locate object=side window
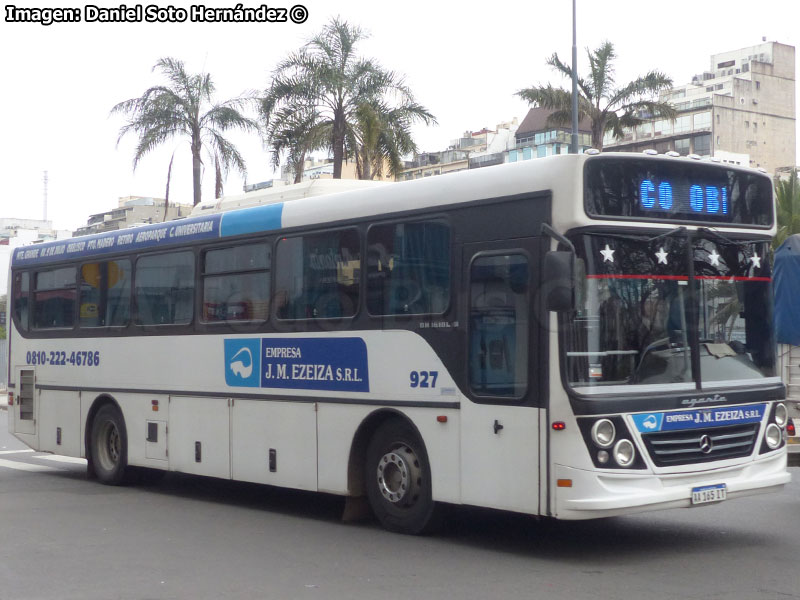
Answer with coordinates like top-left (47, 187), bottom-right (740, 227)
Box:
top-left (367, 221), bottom-right (450, 315)
top-left (468, 254), bottom-right (529, 398)
top-left (80, 259), bottom-right (131, 327)
top-left (275, 229), bottom-right (360, 320)
top-left (33, 267), bottom-right (77, 329)
top-left (13, 271), bottom-right (30, 331)
top-left (135, 252), bottom-right (195, 325)
top-left (202, 243), bottom-right (271, 322)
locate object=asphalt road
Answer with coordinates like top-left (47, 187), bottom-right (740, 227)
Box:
top-left (1, 410), bottom-right (798, 600)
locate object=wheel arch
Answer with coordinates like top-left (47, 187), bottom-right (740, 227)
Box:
top-left (347, 408), bottom-right (424, 497)
top-left (84, 394), bottom-right (123, 473)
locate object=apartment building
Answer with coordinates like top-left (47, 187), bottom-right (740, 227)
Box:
top-left (606, 41), bottom-right (795, 173)
top-left (74, 196), bottom-right (193, 237)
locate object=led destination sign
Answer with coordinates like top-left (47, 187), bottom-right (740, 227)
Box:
top-left (640, 179), bottom-right (727, 216)
top-left (584, 157), bottom-right (774, 227)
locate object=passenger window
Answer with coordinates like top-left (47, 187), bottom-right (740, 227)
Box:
top-left (367, 221), bottom-right (450, 315)
top-left (80, 260), bottom-right (131, 327)
top-left (275, 230), bottom-right (360, 320)
top-left (468, 254), bottom-right (529, 398)
top-left (13, 271), bottom-right (30, 331)
top-left (33, 267), bottom-right (77, 329)
top-left (135, 252), bottom-right (194, 325)
top-left (202, 243), bottom-right (271, 322)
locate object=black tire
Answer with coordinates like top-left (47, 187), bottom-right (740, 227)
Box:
top-left (90, 404), bottom-right (129, 485)
top-left (365, 419), bottom-right (439, 534)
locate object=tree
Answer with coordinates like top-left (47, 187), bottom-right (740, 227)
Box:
top-left (516, 41), bottom-right (677, 150)
top-left (349, 100), bottom-right (431, 180)
top-left (112, 57), bottom-right (258, 206)
top-left (264, 105), bottom-right (326, 184)
top-left (774, 169), bottom-right (800, 248)
top-left (261, 17), bottom-right (435, 179)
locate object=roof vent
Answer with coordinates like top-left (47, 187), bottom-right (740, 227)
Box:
top-left (665, 151), bottom-right (680, 157)
top-left (688, 154), bottom-right (702, 160)
top-left (585, 148), bottom-right (601, 155)
top-left (643, 149), bottom-right (658, 155)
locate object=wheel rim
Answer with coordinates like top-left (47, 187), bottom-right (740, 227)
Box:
top-left (376, 444), bottom-right (422, 507)
top-left (97, 420), bottom-right (121, 472)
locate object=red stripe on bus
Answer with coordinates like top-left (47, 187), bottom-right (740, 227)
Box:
top-left (587, 274), bottom-right (687, 280)
top-left (587, 274), bottom-right (771, 282)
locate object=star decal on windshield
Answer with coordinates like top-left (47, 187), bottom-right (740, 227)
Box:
top-left (708, 249), bottom-right (721, 267)
top-left (750, 254), bottom-right (762, 269)
top-left (600, 244), bottom-right (615, 263)
top-left (655, 247), bottom-right (669, 265)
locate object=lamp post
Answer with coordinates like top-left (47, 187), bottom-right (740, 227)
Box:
top-left (570, 0), bottom-right (579, 154)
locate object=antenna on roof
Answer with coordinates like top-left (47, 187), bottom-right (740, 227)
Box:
top-left (43, 170), bottom-right (48, 222)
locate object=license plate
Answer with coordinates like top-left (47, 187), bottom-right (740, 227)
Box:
top-left (691, 483), bottom-right (727, 505)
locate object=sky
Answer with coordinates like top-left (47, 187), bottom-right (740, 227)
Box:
top-left (1, 0), bottom-right (799, 232)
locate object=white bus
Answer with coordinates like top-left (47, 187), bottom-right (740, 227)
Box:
top-left (6, 153), bottom-right (790, 534)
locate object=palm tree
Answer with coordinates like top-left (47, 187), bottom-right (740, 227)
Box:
top-left (112, 57), bottom-right (258, 206)
top-left (349, 100), bottom-right (430, 180)
top-left (261, 17), bottom-right (435, 179)
top-left (264, 104), bottom-right (326, 184)
top-left (774, 169), bottom-right (800, 248)
top-left (516, 41), bottom-right (676, 150)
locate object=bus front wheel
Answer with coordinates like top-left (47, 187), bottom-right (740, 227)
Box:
top-left (90, 404), bottom-right (129, 485)
top-left (365, 420), bottom-right (438, 534)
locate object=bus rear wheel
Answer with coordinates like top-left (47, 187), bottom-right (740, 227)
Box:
top-left (90, 404), bottom-right (129, 485)
top-left (365, 420), bottom-right (438, 534)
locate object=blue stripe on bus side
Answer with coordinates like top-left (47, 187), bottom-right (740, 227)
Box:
top-left (220, 203), bottom-right (284, 238)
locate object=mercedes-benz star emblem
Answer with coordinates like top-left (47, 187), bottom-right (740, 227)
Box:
top-left (699, 434), bottom-right (713, 454)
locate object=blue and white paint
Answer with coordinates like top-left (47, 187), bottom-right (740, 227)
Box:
top-left (632, 403), bottom-right (767, 433)
top-left (225, 337), bottom-right (369, 393)
top-left (12, 202), bottom-right (285, 267)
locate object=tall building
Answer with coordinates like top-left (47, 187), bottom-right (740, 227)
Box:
top-left (605, 41), bottom-right (796, 173)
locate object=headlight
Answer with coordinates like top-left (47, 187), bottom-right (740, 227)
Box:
top-left (765, 423), bottom-right (782, 450)
top-left (613, 439), bottom-right (636, 467)
top-left (774, 403), bottom-right (787, 428)
top-left (591, 419), bottom-right (616, 448)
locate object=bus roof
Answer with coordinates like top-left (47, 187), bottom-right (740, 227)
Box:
top-left (190, 178), bottom-right (389, 216)
top-left (10, 153), bottom-right (773, 268)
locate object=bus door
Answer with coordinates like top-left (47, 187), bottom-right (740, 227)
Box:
top-left (13, 368), bottom-right (37, 436)
top-left (459, 239), bottom-right (543, 514)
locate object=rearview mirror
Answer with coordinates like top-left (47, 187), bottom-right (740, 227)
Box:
top-left (543, 251), bottom-right (575, 312)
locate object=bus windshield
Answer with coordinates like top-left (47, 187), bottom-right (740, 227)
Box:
top-left (564, 232), bottom-right (776, 393)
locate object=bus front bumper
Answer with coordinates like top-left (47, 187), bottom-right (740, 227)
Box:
top-left (552, 452), bottom-right (790, 520)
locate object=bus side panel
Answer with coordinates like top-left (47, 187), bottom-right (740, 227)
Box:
top-left (38, 390), bottom-right (80, 457)
top-left (168, 396), bottom-right (231, 479)
top-left (230, 399), bottom-right (317, 491)
top-left (460, 403), bottom-right (541, 514)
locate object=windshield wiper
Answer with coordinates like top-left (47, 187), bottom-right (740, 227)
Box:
top-left (696, 227), bottom-right (756, 249)
top-left (648, 226), bottom-right (687, 243)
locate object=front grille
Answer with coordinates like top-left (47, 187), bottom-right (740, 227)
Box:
top-left (642, 423), bottom-right (759, 467)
